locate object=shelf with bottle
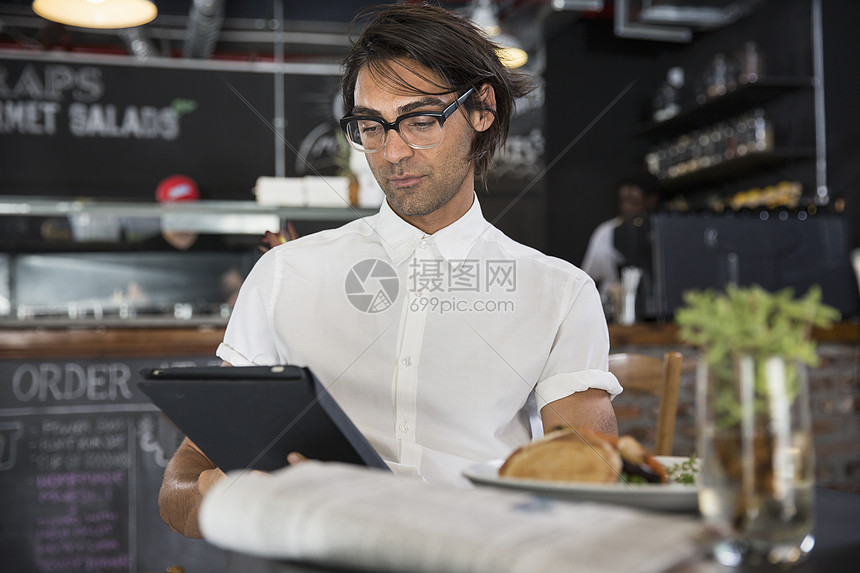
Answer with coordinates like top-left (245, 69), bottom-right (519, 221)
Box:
top-left (638, 76), bottom-right (814, 140)
top-left (656, 147), bottom-right (815, 192)
top-left (644, 107), bottom-right (814, 191)
top-left (641, 39), bottom-right (813, 140)
top-left (660, 179), bottom-right (828, 217)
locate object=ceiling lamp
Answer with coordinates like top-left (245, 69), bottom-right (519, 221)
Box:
top-left (468, 0), bottom-right (528, 69)
top-left (32, 0), bottom-right (157, 30)
top-left (494, 34), bottom-right (528, 69)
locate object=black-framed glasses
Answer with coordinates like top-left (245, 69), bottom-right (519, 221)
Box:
top-left (340, 87), bottom-right (474, 153)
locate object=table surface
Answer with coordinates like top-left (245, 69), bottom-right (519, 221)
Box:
top-left (222, 486), bottom-right (860, 573)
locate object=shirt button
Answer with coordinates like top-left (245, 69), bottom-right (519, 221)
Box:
top-left (418, 240), bottom-right (428, 249)
top-left (399, 422), bottom-right (409, 432)
top-left (401, 356), bottom-right (413, 367)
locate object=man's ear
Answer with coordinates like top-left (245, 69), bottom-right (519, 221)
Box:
top-left (471, 84), bottom-right (497, 133)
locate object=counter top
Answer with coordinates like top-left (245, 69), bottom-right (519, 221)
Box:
top-left (608, 320), bottom-right (860, 347)
top-left (0, 197), bottom-right (376, 221)
top-left (0, 325), bottom-right (225, 359)
top-left (1, 321), bottom-right (856, 361)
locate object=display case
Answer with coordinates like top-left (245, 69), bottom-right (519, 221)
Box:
top-left (0, 198), bottom-right (374, 327)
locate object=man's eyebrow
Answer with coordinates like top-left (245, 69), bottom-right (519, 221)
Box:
top-left (350, 96), bottom-right (448, 118)
top-left (350, 105), bottom-right (380, 116)
top-left (398, 97), bottom-right (447, 114)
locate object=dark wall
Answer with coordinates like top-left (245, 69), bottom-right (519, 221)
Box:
top-left (543, 15), bottom-right (665, 265)
top-left (483, 91), bottom-right (548, 252)
top-left (822, 0), bottom-right (860, 245)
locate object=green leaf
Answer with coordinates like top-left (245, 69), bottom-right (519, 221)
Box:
top-left (675, 284), bottom-right (838, 367)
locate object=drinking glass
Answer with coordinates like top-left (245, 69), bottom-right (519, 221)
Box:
top-left (696, 355), bottom-right (816, 567)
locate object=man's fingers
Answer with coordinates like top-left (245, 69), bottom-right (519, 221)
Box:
top-left (287, 452), bottom-right (308, 465)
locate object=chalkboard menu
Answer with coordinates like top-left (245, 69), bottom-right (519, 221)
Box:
top-left (0, 356), bottom-right (227, 573)
top-left (0, 54), bottom-right (342, 200)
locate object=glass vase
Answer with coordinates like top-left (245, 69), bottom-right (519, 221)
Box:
top-left (696, 355), bottom-right (816, 567)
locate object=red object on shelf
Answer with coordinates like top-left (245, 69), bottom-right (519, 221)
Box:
top-left (156, 175), bottom-right (200, 203)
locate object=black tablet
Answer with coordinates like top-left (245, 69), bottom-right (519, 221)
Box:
top-left (137, 365), bottom-right (388, 472)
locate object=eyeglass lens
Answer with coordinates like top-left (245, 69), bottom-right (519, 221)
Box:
top-left (345, 115), bottom-right (442, 153)
top-left (342, 87), bottom-right (473, 153)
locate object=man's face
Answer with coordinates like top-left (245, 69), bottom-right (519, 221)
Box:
top-left (351, 62), bottom-right (477, 222)
top-left (619, 184), bottom-right (652, 220)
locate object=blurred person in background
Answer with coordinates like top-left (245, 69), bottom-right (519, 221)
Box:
top-left (581, 170), bottom-right (660, 316)
top-left (142, 175), bottom-right (219, 252)
top-left (139, 175), bottom-right (250, 306)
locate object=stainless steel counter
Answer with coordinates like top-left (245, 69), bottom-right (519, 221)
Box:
top-left (0, 197), bottom-right (375, 235)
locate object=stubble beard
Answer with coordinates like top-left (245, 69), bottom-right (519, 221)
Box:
top-left (371, 145), bottom-right (474, 219)
top-left (382, 172), bottom-right (459, 217)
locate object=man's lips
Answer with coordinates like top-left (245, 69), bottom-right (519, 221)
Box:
top-left (388, 174), bottom-right (425, 188)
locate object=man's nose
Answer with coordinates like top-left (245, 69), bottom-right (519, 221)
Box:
top-left (383, 128), bottom-right (415, 163)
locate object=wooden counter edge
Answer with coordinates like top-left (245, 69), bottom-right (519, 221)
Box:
top-left (608, 321), bottom-right (860, 347)
top-left (0, 321), bottom-right (856, 360)
top-left (0, 326), bottom-right (227, 359)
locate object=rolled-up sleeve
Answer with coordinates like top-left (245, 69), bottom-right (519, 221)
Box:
top-left (533, 273), bottom-right (623, 410)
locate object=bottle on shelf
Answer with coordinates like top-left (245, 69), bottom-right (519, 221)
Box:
top-left (752, 108), bottom-right (773, 152)
top-left (722, 122), bottom-right (736, 161)
top-left (652, 66), bottom-right (685, 122)
top-left (698, 130), bottom-right (714, 169)
top-left (738, 41), bottom-right (765, 84)
top-left (643, 108), bottom-right (774, 181)
top-left (706, 53), bottom-right (728, 99)
top-left (735, 109), bottom-right (772, 156)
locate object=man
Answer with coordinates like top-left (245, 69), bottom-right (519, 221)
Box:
top-left (581, 170), bottom-right (660, 298)
top-left (158, 4), bottom-right (620, 539)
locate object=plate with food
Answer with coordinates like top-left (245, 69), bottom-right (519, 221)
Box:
top-left (463, 429), bottom-right (700, 512)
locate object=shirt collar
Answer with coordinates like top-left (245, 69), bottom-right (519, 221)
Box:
top-left (373, 194), bottom-right (490, 266)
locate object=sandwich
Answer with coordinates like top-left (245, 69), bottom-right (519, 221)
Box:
top-left (499, 428), bottom-right (667, 484)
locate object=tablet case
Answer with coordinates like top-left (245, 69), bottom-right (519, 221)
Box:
top-left (137, 365), bottom-right (388, 472)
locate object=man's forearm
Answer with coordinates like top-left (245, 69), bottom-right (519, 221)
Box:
top-left (540, 388), bottom-right (619, 437)
top-left (158, 438), bottom-right (216, 538)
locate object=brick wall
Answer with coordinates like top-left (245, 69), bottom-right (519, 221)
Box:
top-left (611, 342), bottom-right (860, 493)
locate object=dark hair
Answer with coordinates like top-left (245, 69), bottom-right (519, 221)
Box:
top-left (617, 169), bottom-right (660, 198)
top-left (339, 3), bottom-right (534, 186)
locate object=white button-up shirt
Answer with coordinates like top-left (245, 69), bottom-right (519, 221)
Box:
top-left (217, 197), bottom-right (622, 486)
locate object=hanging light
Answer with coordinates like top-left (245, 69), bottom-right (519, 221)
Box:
top-left (468, 0), bottom-right (527, 69)
top-left (32, 0), bottom-right (157, 30)
top-left (494, 33), bottom-right (528, 69)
